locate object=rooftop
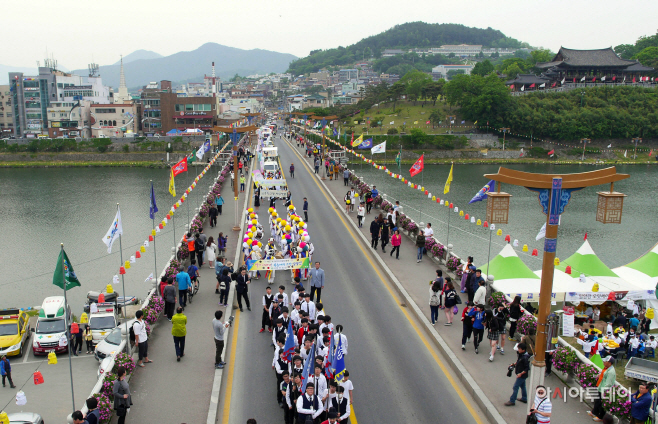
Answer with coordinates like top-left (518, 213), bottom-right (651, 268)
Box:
top-left (536, 47), bottom-right (637, 68)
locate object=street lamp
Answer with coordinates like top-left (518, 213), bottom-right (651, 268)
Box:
top-left (632, 137), bottom-right (642, 160)
top-left (501, 128), bottom-right (510, 151)
top-left (484, 166), bottom-right (629, 413)
top-left (580, 138), bottom-right (591, 161)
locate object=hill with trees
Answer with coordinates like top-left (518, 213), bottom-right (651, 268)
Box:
top-left (615, 31), bottom-right (658, 70)
top-left (287, 22), bottom-right (531, 75)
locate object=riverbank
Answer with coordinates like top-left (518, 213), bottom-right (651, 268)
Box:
top-left (0, 151), bottom-right (193, 167)
top-left (350, 157), bottom-right (658, 166)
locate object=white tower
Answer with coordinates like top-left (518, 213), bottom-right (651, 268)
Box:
top-left (115, 55), bottom-right (130, 104)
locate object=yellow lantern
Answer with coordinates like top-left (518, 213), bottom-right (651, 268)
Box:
top-left (48, 352), bottom-right (58, 364)
top-left (522, 244), bottom-right (528, 252)
top-left (125, 260), bottom-right (131, 269)
top-left (432, 196), bottom-right (436, 201)
top-left (476, 219), bottom-right (482, 225)
top-left (459, 210), bottom-right (464, 217)
top-left (554, 258), bottom-right (560, 266)
top-left (140, 246), bottom-right (146, 253)
top-left (152, 229), bottom-right (156, 236)
top-left (106, 284), bottom-right (114, 294)
top-left (592, 283), bottom-right (599, 292)
top-left (496, 229), bottom-right (503, 236)
top-left (445, 202), bottom-right (450, 208)
top-left (80, 312), bottom-right (88, 324)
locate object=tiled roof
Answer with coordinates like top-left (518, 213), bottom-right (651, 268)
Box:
top-left (506, 74), bottom-right (551, 85)
top-left (537, 47), bottom-right (636, 68)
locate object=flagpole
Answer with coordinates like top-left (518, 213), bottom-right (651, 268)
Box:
top-left (419, 152), bottom-right (423, 224)
top-left (446, 204), bottom-right (451, 250)
top-left (117, 204), bottom-right (129, 342)
top-left (60, 243), bottom-right (76, 413)
top-left (150, 181), bottom-right (157, 280)
top-left (186, 157), bottom-right (191, 225)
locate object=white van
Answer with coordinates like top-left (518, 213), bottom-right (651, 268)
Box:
top-left (32, 296), bottom-right (71, 356)
top-left (263, 160), bottom-right (279, 174)
top-left (88, 303), bottom-right (118, 345)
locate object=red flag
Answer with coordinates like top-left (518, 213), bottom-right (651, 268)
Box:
top-left (350, 132), bottom-right (354, 145)
top-left (650, 150), bottom-right (653, 157)
top-left (592, 77), bottom-right (596, 82)
top-left (613, 76), bottom-right (616, 81)
top-left (425, 120), bottom-right (430, 124)
top-left (584, 232), bottom-right (588, 241)
top-left (409, 154), bottom-right (424, 177)
top-left (551, 82), bottom-right (556, 88)
top-left (172, 157), bottom-right (188, 176)
top-left (547, 149), bottom-right (555, 155)
top-left (573, 78), bottom-right (576, 83)
top-left (529, 83), bottom-right (535, 88)
top-left (633, 77), bottom-right (636, 83)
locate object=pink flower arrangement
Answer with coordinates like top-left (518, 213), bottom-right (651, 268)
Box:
top-left (487, 292), bottom-right (508, 309)
top-left (446, 256), bottom-right (461, 271)
top-left (551, 346), bottom-right (579, 375)
top-left (92, 392), bottom-right (113, 422)
top-left (516, 314), bottom-right (537, 335)
top-left (113, 352), bottom-right (136, 375)
top-left (406, 221), bottom-right (418, 233)
top-left (430, 243), bottom-right (445, 258)
top-left (576, 363), bottom-right (599, 388)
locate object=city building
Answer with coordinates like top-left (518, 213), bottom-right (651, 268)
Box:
top-left (139, 81), bottom-right (168, 134)
top-left (46, 100), bottom-right (91, 138)
top-left (90, 103), bottom-right (137, 137)
top-left (114, 57), bottom-right (130, 104)
top-left (382, 49), bottom-right (405, 57)
top-left (431, 64), bottom-right (474, 80)
top-left (0, 85), bottom-right (14, 137)
top-left (339, 69), bottom-right (359, 83)
top-left (159, 92), bottom-right (216, 134)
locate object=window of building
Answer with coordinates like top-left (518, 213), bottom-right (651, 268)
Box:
top-left (122, 120), bottom-right (125, 124)
top-left (57, 83), bottom-right (63, 88)
top-left (112, 120), bottom-right (116, 126)
top-left (0, 113), bottom-right (3, 117)
top-left (23, 81), bottom-right (39, 88)
top-left (6, 114), bottom-right (11, 118)
top-left (95, 108), bottom-right (116, 113)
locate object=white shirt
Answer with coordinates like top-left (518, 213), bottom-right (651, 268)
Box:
top-left (301, 300), bottom-right (316, 322)
top-left (133, 319), bottom-right (148, 343)
top-left (473, 286), bottom-right (487, 306)
top-left (339, 379), bottom-right (354, 395)
top-left (334, 333), bottom-right (348, 355)
top-left (423, 227), bottom-right (434, 237)
top-left (647, 340), bottom-right (657, 349)
top-left (290, 309), bottom-right (301, 327)
top-left (312, 373), bottom-right (328, 399)
top-left (296, 394), bottom-right (324, 419)
top-left (357, 206), bottom-right (365, 216)
top-left (291, 291), bottom-right (300, 306)
top-left (332, 395), bottom-right (351, 421)
top-left (277, 292), bottom-right (289, 307)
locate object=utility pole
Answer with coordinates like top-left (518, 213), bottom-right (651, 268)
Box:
top-left (580, 138), bottom-right (591, 161)
top-left (632, 137), bottom-right (642, 160)
top-left (501, 128), bottom-right (510, 151)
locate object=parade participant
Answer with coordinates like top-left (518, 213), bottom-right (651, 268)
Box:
top-left (296, 382), bottom-right (324, 423)
top-left (301, 293), bottom-right (317, 323)
top-left (261, 286), bottom-right (274, 333)
top-left (357, 202), bottom-right (365, 228)
top-left (290, 163), bottom-right (295, 178)
top-left (332, 387), bottom-right (350, 424)
top-left (303, 198), bottom-right (309, 222)
top-left (235, 268), bottom-right (252, 312)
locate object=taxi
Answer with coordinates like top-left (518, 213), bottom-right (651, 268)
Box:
top-left (0, 309), bottom-right (30, 357)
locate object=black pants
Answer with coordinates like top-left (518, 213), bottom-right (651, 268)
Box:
top-left (179, 289), bottom-right (188, 307)
top-left (165, 301), bottom-right (175, 320)
top-left (366, 203), bottom-right (373, 213)
top-left (219, 289), bottom-right (228, 305)
top-left (237, 291), bottom-right (250, 309)
top-left (473, 328), bottom-right (484, 350)
top-left (462, 324), bottom-right (473, 345)
top-left (215, 339), bottom-right (224, 364)
top-left (592, 391), bottom-right (605, 419)
top-left (304, 211), bottom-right (308, 222)
top-left (138, 340), bottom-right (149, 361)
top-left (509, 320), bottom-right (517, 338)
top-left (390, 245), bottom-right (400, 258)
top-left (467, 288), bottom-right (475, 303)
top-left (344, 177), bottom-right (348, 186)
top-left (276, 372), bottom-right (284, 403)
top-left (381, 238), bottom-right (389, 251)
top-left (2, 372), bottom-right (14, 387)
top-left (314, 166), bottom-right (319, 174)
top-left (86, 339), bottom-right (94, 352)
top-left (196, 250), bottom-right (204, 266)
top-left (210, 215), bottom-right (217, 227)
top-left (118, 415), bottom-right (126, 424)
top-left (311, 286), bottom-right (322, 303)
top-left (290, 171), bottom-right (295, 178)
top-left (262, 309), bottom-right (272, 330)
top-left (218, 205), bottom-right (223, 215)
top-left (545, 351), bottom-right (553, 374)
top-left (174, 335), bottom-right (185, 357)
top-left (371, 235), bottom-right (379, 248)
top-left (284, 404), bottom-right (295, 424)
top-left (73, 336), bottom-right (83, 353)
top-left (357, 215), bottom-right (363, 227)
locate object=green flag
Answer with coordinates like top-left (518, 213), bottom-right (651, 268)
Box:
top-left (395, 152), bottom-right (401, 166)
top-left (53, 248), bottom-right (81, 291)
top-left (188, 151), bottom-right (197, 163)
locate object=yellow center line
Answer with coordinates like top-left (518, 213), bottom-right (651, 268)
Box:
top-left (282, 134), bottom-right (482, 424)
top-left (222, 309), bottom-right (241, 424)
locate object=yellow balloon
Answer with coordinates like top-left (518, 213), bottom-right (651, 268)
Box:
top-left (522, 244), bottom-right (528, 252)
top-left (257, 241), bottom-right (262, 247)
top-left (251, 219), bottom-right (257, 225)
top-left (140, 245), bottom-right (146, 253)
top-left (554, 258), bottom-right (560, 266)
top-left (247, 232), bottom-right (253, 238)
top-left (496, 229), bottom-right (503, 236)
top-left (476, 219), bottom-right (482, 225)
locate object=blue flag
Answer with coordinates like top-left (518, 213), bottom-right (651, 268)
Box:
top-left (324, 330), bottom-right (336, 379)
top-left (282, 319), bottom-right (296, 362)
top-left (333, 336), bottom-right (346, 383)
top-left (333, 128), bottom-right (338, 137)
top-left (149, 182), bottom-right (158, 219)
top-left (301, 344), bottom-right (316, 391)
top-left (469, 180), bottom-right (495, 204)
top-left (357, 138), bottom-right (373, 149)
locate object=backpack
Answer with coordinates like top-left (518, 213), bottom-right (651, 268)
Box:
top-left (430, 291), bottom-right (440, 307)
top-left (195, 238), bottom-right (205, 252)
top-left (129, 321), bottom-right (138, 344)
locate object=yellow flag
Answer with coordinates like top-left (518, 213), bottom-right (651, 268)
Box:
top-left (414, 121), bottom-right (418, 124)
top-left (169, 169), bottom-right (176, 197)
top-left (474, 121), bottom-right (478, 125)
top-left (444, 163), bottom-right (453, 194)
top-left (352, 134), bottom-right (364, 147)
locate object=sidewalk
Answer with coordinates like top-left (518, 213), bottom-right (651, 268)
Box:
top-left (111, 171), bottom-right (248, 424)
top-left (290, 138), bottom-right (595, 424)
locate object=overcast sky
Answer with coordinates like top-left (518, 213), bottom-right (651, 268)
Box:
top-left (4, 0), bottom-right (656, 70)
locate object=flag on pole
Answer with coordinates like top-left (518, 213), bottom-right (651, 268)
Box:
top-left (350, 132), bottom-right (354, 146)
top-left (607, 144), bottom-right (612, 148)
top-left (601, 76), bottom-right (606, 82)
top-left (53, 248), bottom-right (81, 291)
top-left (324, 329), bottom-right (336, 379)
top-left (519, 147), bottom-right (524, 157)
top-left (536, 223), bottom-right (547, 241)
top-left (371, 141), bottom-right (386, 154)
top-left (389, 121), bottom-right (394, 125)
top-left (468, 180), bottom-right (495, 204)
top-left (624, 150), bottom-right (627, 158)
top-left (333, 128), bottom-right (338, 137)
top-left (584, 232), bottom-right (588, 241)
top-left (188, 150), bottom-right (197, 163)
top-left (301, 343), bottom-right (316, 391)
top-left (444, 163), bottom-right (454, 194)
top-left (352, 134), bottom-right (363, 147)
top-left (102, 207), bottom-right (123, 254)
top-left (561, 77), bottom-right (565, 85)
top-left (169, 169), bottom-right (176, 197)
top-left (149, 182), bottom-right (158, 220)
top-left (409, 154), bottom-right (424, 177)
top-left (539, 83), bottom-right (545, 88)
top-left (357, 138), bottom-right (373, 149)
top-left (547, 149), bottom-right (555, 156)
top-left (413, 121), bottom-right (418, 125)
top-left (333, 336), bottom-right (346, 383)
top-left (426, 120), bottom-right (430, 124)
top-left (282, 319), bottom-right (296, 362)
top-left (581, 76), bottom-right (586, 82)
top-left (395, 151), bottom-right (401, 167)
top-left (196, 139), bottom-right (210, 160)
top-left (520, 85), bottom-right (525, 92)
top-left (529, 83), bottom-right (536, 88)
top-left (172, 157), bottom-right (188, 176)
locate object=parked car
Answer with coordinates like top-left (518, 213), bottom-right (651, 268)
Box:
top-left (7, 412), bottom-right (44, 424)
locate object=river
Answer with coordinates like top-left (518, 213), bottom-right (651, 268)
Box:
top-left (350, 162), bottom-right (658, 270)
top-left (0, 165), bottom-right (222, 314)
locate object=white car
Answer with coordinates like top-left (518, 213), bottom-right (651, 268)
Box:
top-left (94, 326), bottom-right (123, 361)
top-left (7, 412), bottom-right (44, 424)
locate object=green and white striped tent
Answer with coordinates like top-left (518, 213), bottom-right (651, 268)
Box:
top-left (555, 240), bottom-right (629, 293)
top-left (481, 244), bottom-right (543, 301)
top-left (614, 242), bottom-right (658, 329)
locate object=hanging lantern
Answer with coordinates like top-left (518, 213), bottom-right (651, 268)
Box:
top-left (596, 187), bottom-right (627, 224)
top-left (554, 258), bottom-right (560, 266)
top-left (496, 229), bottom-right (503, 236)
top-left (135, 251), bottom-right (141, 259)
top-left (522, 244), bottom-right (528, 252)
top-left (149, 235), bottom-right (154, 241)
top-left (440, 200), bottom-right (445, 205)
top-left (477, 219), bottom-right (482, 226)
top-left (166, 214), bottom-right (171, 220)
top-left (449, 203), bottom-right (454, 209)
top-left (432, 196), bottom-right (436, 201)
top-left (158, 223), bottom-right (163, 229)
top-left (504, 235), bottom-right (511, 242)
top-left (592, 283), bottom-right (599, 292)
top-left (532, 248), bottom-right (538, 256)
top-left (47, 352), bottom-right (57, 365)
top-left (464, 213), bottom-right (469, 220)
top-left (124, 260), bottom-right (131, 269)
top-left (119, 266), bottom-right (126, 275)
top-left (482, 221), bottom-right (488, 228)
top-left (459, 210), bottom-right (464, 216)
top-left (565, 265), bottom-right (572, 274)
top-left (513, 239), bottom-right (519, 247)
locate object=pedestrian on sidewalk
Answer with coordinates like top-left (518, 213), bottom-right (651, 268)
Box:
top-left (84, 397), bottom-right (100, 424)
top-left (197, 229), bottom-right (207, 265)
top-left (485, 310), bottom-right (501, 362)
top-left (504, 342), bottom-right (529, 406)
top-left (494, 304), bottom-right (509, 356)
top-left (588, 356), bottom-right (616, 422)
top-left (443, 279), bottom-right (457, 325)
top-left (531, 385), bottom-right (552, 424)
top-left (176, 266), bottom-right (191, 308)
top-left (365, 191), bottom-right (373, 214)
top-left (357, 202), bottom-right (365, 228)
top-left (333, 164), bottom-right (339, 181)
top-left (469, 304), bottom-right (485, 354)
top-left (303, 198), bottom-right (309, 222)
top-left (112, 366), bottom-right (132, 424)
top-left (235, 268), bottom-right (252, 311)
top-left (460, 256), bottom-right (473, 293)
top-left (206, 237), bottom-right (217, 269)
top-left (473, 279), bottom-right (486, 306)
top-left (84, 324), bottom-right (93, 354)
top-left (216, 193), bottom-right (225, 215)
top-left (429, 280), bottom-right (442, 325)
top-left (380, 218), bottom-right (390, 253)
top-left (508, 295), bottom-right (522, 340)
top-left (369, 216), bottom-right (380, 249)
top-left (70, 321), bottom-right (83, 355)
top-left (390, 229), bottom-right (401, 259)
top-left (213, 310), bottom-right (230, 369)
top-left (344, 192), bottom-right (352, 214)
top-left (415, 232), bottom-right (426, 263)
top-left (290, 163), bottom-right (295, 178)
top-left (172, 307), bottom-right (187, 361)
top-left (217, 232), bottom-right (227, 256)
top-left (350, 188), bottom-right (357, 212)
top-left (188, 259), bottom-right (200, 293)
top-left (343, 168), bottom-right (349, 186)
top-left (219, 268), bottom-right (231, 306)
top-left (240, 174), bottom-right (246, 192)
top-left (230, 171), bottom-right (234, 188)
top-left (0, 355), bottom-right (15, 388)
top-left (461, 303), bottom-right (474, 350)
top-left (468, 268), bottom-right (484, 304)
top-left (163, 277), bottom-right (177, 320)
top-left (209, 203), bottom-right (218, 228)
top-left (184, 232), bottom-right (195, 265)
top-left (314, 158), bottom-right (320, 174)
top-left (309, 262), bottom-right (325, 303)
top-left (134, 310), bottom-right (152, 368)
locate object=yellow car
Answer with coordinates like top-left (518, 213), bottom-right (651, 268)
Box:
top-left (0, 309), bottom-right (30, 357)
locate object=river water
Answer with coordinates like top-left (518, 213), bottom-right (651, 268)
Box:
top-left (350, 162), bottom-right (658, 270)
top-left (0, 166), bottom-right (222, 314)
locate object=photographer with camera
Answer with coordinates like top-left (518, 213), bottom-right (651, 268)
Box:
top-left (504, 342), bottom-right (529, 406)
top-left (213, 310), bottom-right (232, 369)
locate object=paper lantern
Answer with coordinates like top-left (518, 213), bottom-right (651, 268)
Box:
top-left (47, 352), bottom-right (57, 364)
top-left (135, 251), bottom-right (141, 259)
top-left (470, 217), bottom-right (475, 223)
top-left (98, 293), bottom-right (105, 303)
top-left (596, 191), bottom-right (627, 224)
top-left (454, 207), bottom-right (458, 213)
top-left (522, 244), bottom-right (528, 252)
top-left (554, 258), bottom-right (560, 266)
top-left (119, 266), bottom-right (126, 275)
top-left (459, 210), bottom-right (464, 216)
top-left (565, 265), bottom-right (572, 274)
top-left (592, 283), bottom-right (599, 292)
top-left (424, 190), bottom-right (429, 195)
top-left (149, 235), bottom-right (154, 242)
top-left (166, 214), bottom-right (171, 220)
top-left (496, 229), bottom-right (503, 236)
top-left (80, 312), bottom-right (88, 324)
top-left (0, 412), bottom-right (10, 423)
top-left (33, 371), bottom-right (44, 385)
top-left (125, 260), bottom-right (131, 269)
top-left (106, 283), bottom-right (114, 294)
top-left (449, 203), bottom-right (454, 209)
top-left (477, 219), bottom-right (482, 226)
top-left (505, 235), bottom-right (511, 243)
top-left (531, 249), bottom-right (538, 256)
top-left (513, 239), bottom-right (519, 247)
top-left (440, 200), bottom-right (444, 205)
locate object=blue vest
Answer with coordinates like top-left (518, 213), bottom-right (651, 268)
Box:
top-left (298, 394), bottom-right (319, 421)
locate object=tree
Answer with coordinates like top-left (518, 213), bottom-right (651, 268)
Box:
top-left (400, 70), bottom-right (432, 104)
top-left (633, 46), bottom-right (658, 69)
top-left (503, 63), bottom-right (523, 79)
top-left (527, 49), bottom-right (553, 66)
top-left (389, 82), bottom-right (406, 111)
top-left (615, 43), bottom-right (636, 59)
top-left (472, 60), bottom-right (494, 76)
top-left (409, 128), bottom-right (428, 146)
top-left (444, 74), bottom-right (511, 127)
top-left (429, 109), bottom-right (443, 127)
